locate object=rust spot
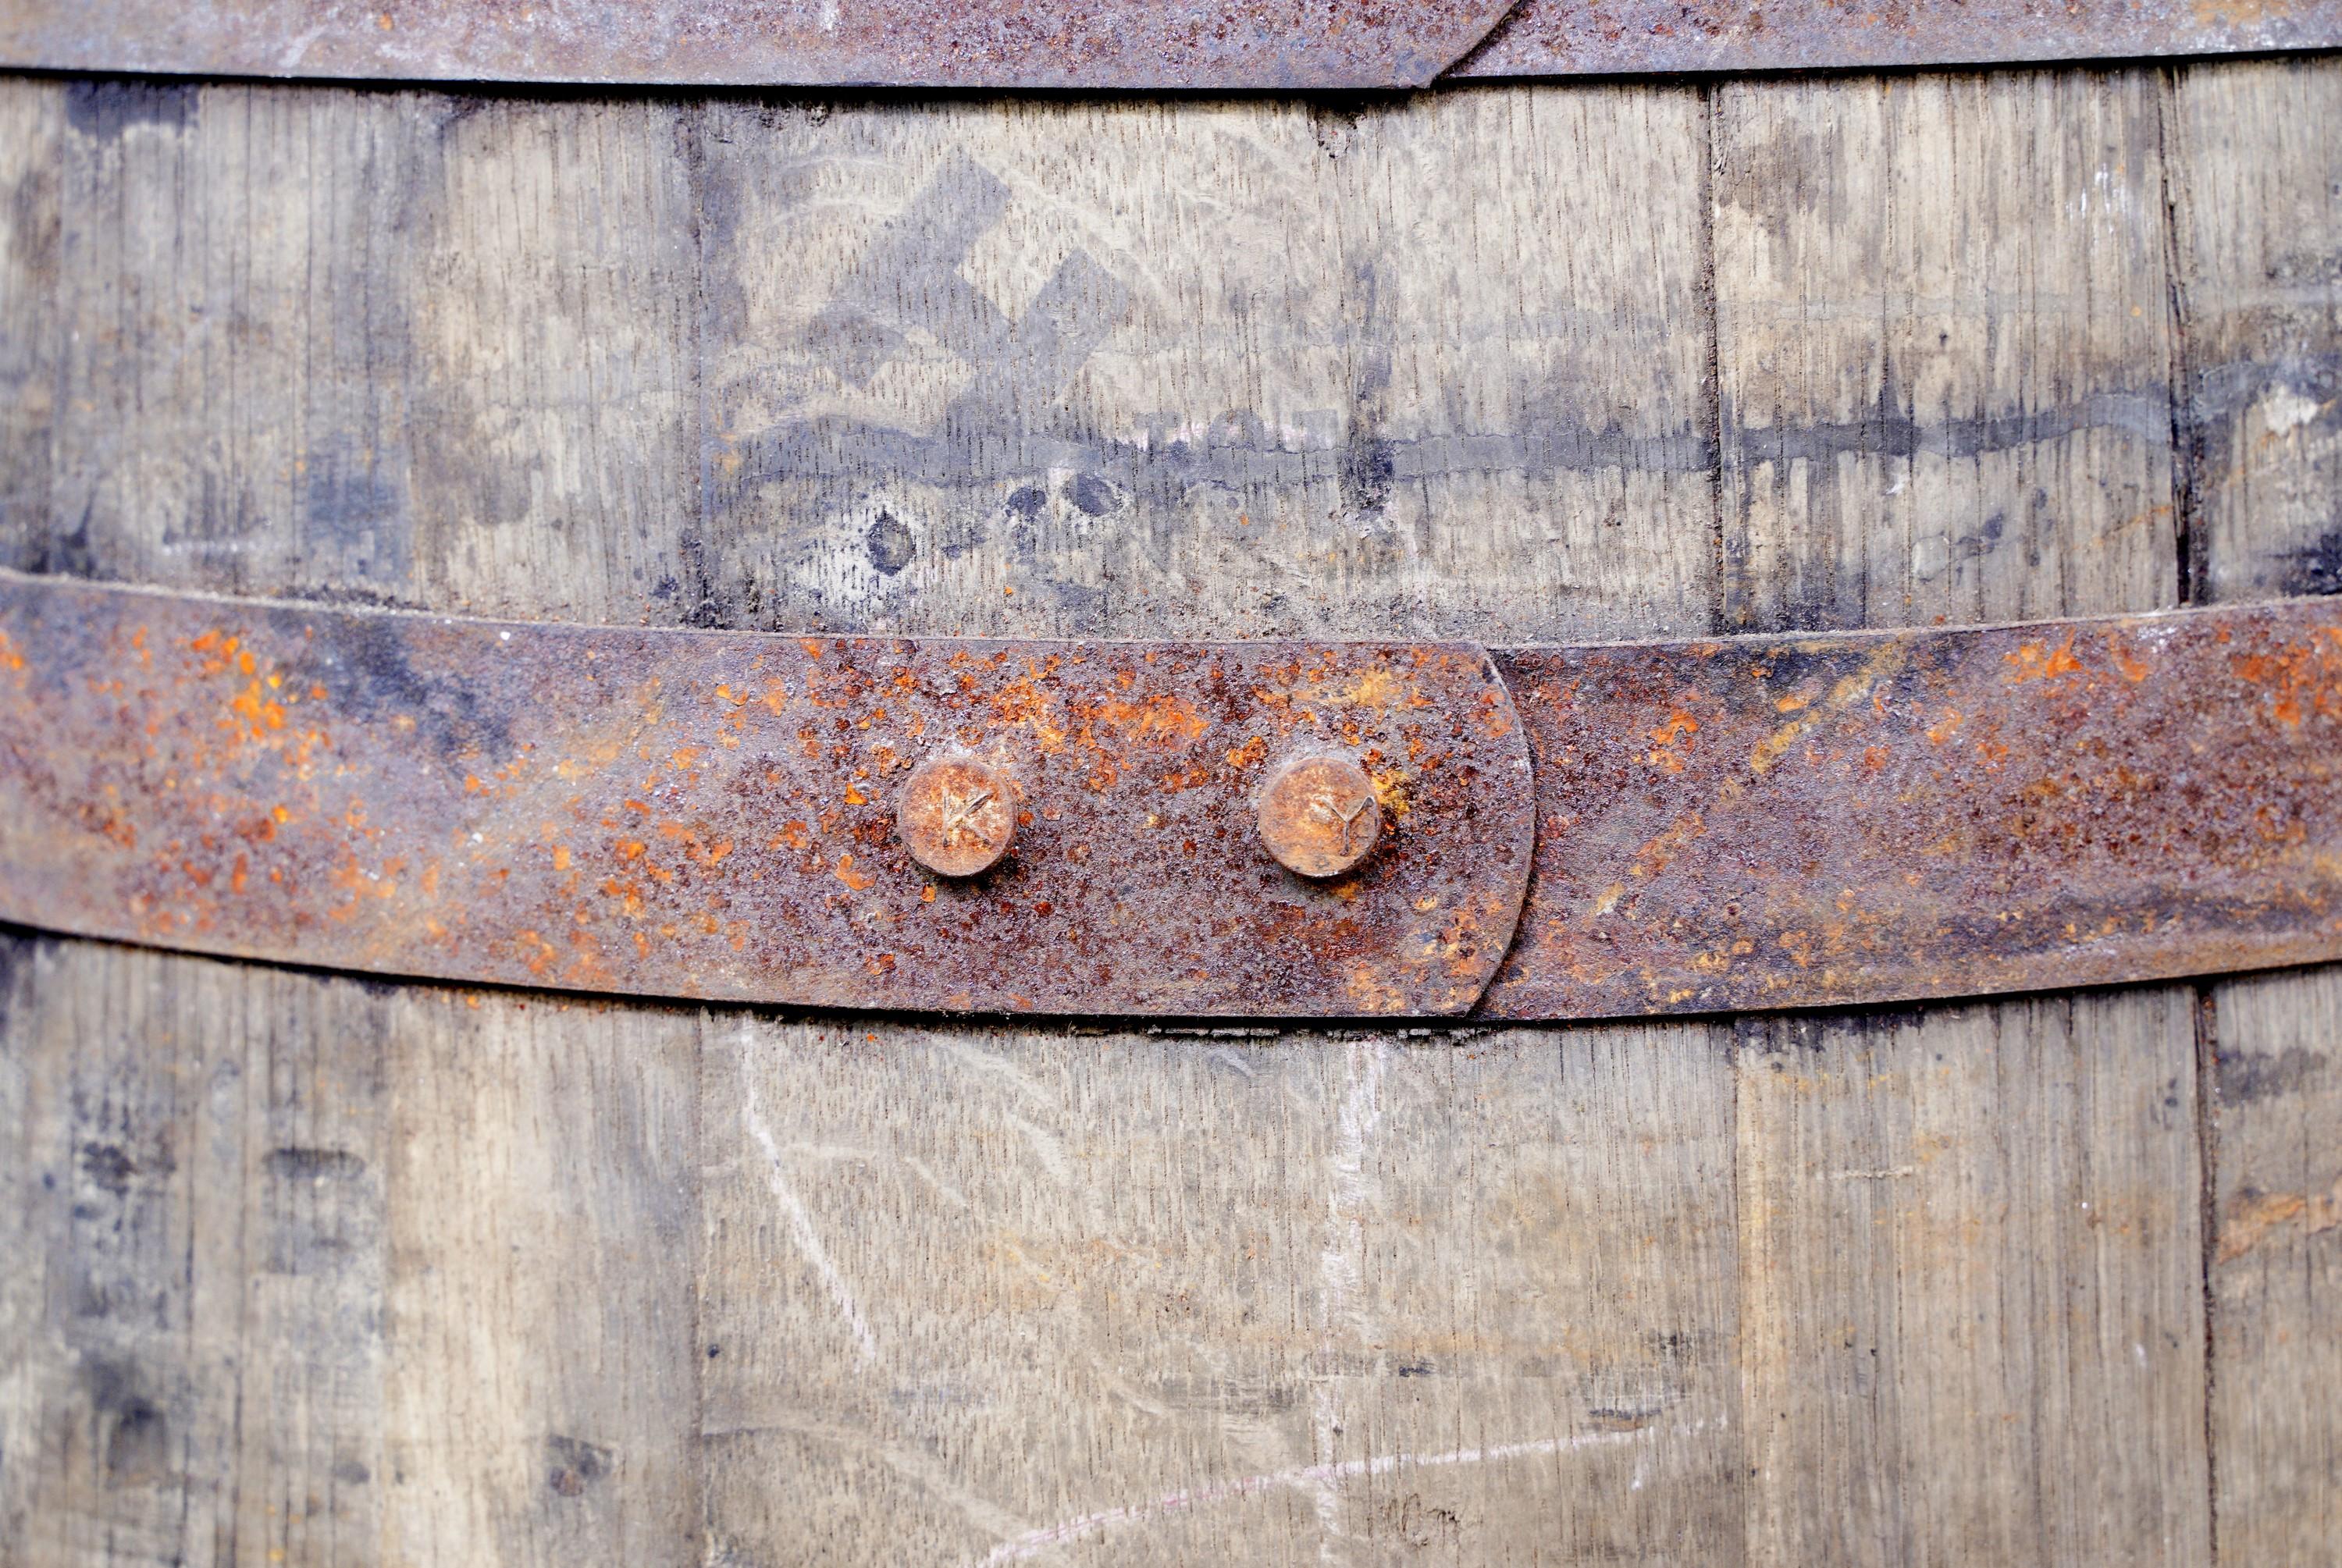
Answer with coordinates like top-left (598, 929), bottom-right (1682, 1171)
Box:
top-left (2004, 637), bottom-right (2084, 684)
top-left (2218, 1175), bottom-right (2342, 1262)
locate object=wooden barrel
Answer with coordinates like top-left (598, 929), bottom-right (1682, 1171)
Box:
top-left (2, 55), bottom-right (2337, 1566)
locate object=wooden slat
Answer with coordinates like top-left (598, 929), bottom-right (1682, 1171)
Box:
top-left (44, 81), bottom-right (429, 598)
top-left (1714, 69), bottom-right (2180, 631)
top-left (2198, 969), bottom-right (2342, 1561)
top-left (685, 87), bottom-right (1745, 1565)
top-left (0, 937), bottom-right (703, 1568)
top-left (686, 88), bottom-right (1719, 644)
top-left (376, 988), bottom-right (702, 1566)
top-left (0, 83), bottom-right (58, 568)
top-left (0, 937), bottom-right (397, 1563)
top-left (701, 1022), bottom-right (1742, 1563)
top-left (2166, 55), bottom-right (2342, 1562)
top-left (1711, 68), bottom-right (2212, 1564)
top-left (2164, 59), bottom-right (2342, 606)
top-left (1732, 998), bottom-right (2209, 1563)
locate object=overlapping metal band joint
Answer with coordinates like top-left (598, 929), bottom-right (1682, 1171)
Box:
top-left (0, 570), bottom-right (2337, 1022)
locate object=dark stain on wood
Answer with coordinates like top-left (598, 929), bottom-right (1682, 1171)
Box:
top-left (2280, 528), bottom-right (2342, 596)
top-left (2217, 1044), bottom-right (2330, 1104)
top-left (61, 79), bottom-right (192, 140)
top-left (546, 1435), bottom-right (613, 1498)
top-left (81, 1357), bottom-right (170, 1484)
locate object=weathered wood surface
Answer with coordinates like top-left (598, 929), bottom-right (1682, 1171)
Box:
top-left (2166, 57), bottom-right (2342, 1564)
top-left (0, 59), bottom-right (2334, 1566)
top-left (1713, 69), bottom-right (2211, 1564)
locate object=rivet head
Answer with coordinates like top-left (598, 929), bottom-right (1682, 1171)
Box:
top-left (1256, 752), bottom-right (1383, 879)
top-left (897, 754), bottom-right (1017, 877)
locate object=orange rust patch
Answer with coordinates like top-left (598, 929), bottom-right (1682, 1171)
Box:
top-left (2218, 1176), bottom-right (2342, 1263)
top-left (1096, 692), bottom-right (1208, 744)
top-left (2004, 636), bottom-right (2084, 684)
top-left (2230, 640), bottom-right (2342, 730)
top-left (1645, 708), bottom-right (1699, 773)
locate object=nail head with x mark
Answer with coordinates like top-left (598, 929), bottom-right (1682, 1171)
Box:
top-left (898, 753), bottom-right (1018, 876)
top-left (1255, 751), bottom-right (1384, 879)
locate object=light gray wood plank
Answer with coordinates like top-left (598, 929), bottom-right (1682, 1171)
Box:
top-left (685, 85), bottom-right (1744, 1566)
top-left (2166, 53), bottom-right (2342, 1563)
top-left (1712, 66), bottom-right (2212, 1566)
top-left (1733, 997), bottom-right (2209, 1565)
top-left (688, 87), bottom-right (1717, 645)
top-left (377, 988), bottom-right (702, 1567)
top-left (2164, 57), bottom-right (2342, 606)
top-left (1714, 68), bottom-right (2180, 633)
top-left (0, 82), bottom-right (58, 570)
top-left (2200, 969), bottom-right (2342, 1563)
top-left (0, 937), bottom-right (704, 1568)
top-left (404, 96), bottom-right (703, 621)
top-left (699, 1019), bottom-right (1741, 1566)
top-left (44, 80), bottom-right (434, 599)
top-left (0, 937), bottom-right (396, 1566)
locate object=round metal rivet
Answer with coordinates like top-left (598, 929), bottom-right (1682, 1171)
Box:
top-left (897, 754), bottom-right (1017, 877)
top-left (1256, 752), bottom-right (1383, 879)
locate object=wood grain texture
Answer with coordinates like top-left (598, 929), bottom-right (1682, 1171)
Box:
top-left (2165, 58), bottom-right (2342, 607)
top-left (0, 83), bottom-right (58, 558)
top-left (0, 932), bottom-right (702, 1567)
top-left (2198, 969), bottom-right (2342, 1563)
top-left (1712, 68), bottom-right (2211, 1566)
top-left (682, 86), bottom-right (1746, 1566)
top-left (2166, 55), bottom-right (2342, 1562)
top-left (1732, 998), bottom-right (2209, 1566)
top-left (0, 932), bottom-right (408, 1564)
top-left (1714, 69), bottom-right (2180, 633)
top-left (0, 55), bottom-right (2333, 1566)
top-left (686, 89), bottom-right (1717, 643)
top-left (700, 1021), bottom-right (1741, 1565)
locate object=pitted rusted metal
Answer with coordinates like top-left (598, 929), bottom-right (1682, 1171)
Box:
top-left (0, 571), bottom-right (1533, 1018)
top-left (0, 0), bottom-right (1519, 90)
top-left (1479, 602), bottom-right (2342, 1019)
top-left (2, 571), bottom-right (2337, 1021)
top-left (5, 0), bottom-right (2336, 87)
top-left (1451, 0), bottom-right (2342, 80)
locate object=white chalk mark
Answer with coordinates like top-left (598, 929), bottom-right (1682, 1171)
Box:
top-left (2257, 386), bottom-right (2324, 439)
top-left (742, 1054), bottom-right (881, 1368)
top-left (1005, 1111), bottom-right (1073, 1184)
top-left (968, 1417), bottom-right (1724, 1566)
